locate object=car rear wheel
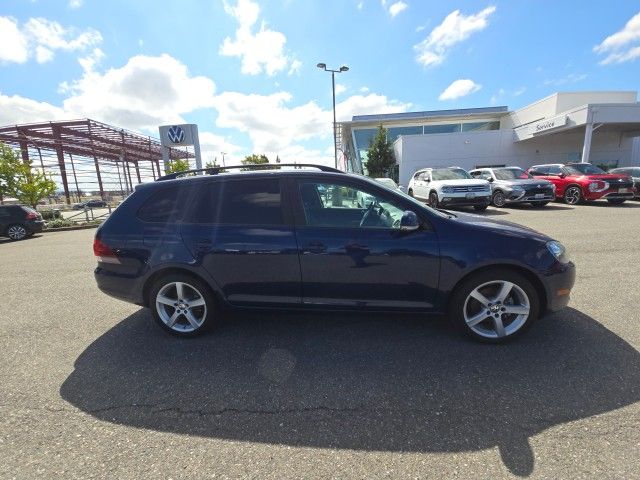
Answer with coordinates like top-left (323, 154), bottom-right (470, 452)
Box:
top-left (607, 199), bottom-right (626, 205)
top-left (6, 224), bottom-right (28, 241)
top-left (149, 273), bottom-right (216, 337)
top-left (492, 191), bottom-right (506, 207)
top-left (428, 192), bottom-right (439, 208)
top-left (563, 186), bottom-right (582, 205)
top-left (449, 268), bottom-right (540, 343)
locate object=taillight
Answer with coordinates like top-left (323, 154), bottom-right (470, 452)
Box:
top-left (26, 211), bottom-right (38, 220)
top-left (93, 238), bottom-right (120, 264)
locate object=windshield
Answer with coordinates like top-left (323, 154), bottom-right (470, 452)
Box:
top-left (564, 163), bottom-right (606, 175)
top-left (494, 167), bottom-right (532, 180)
top-left (431, 168), bottom-right (471, 181)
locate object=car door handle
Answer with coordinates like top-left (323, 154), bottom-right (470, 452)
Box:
top-left (304, 241), bottom-right (327, 254)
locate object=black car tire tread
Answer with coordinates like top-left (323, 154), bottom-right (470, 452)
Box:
top-left (428, 191), bottom-right (439, 208)
top-left (149, 272), bottom-right (218, 337)
top-left (448, 268), bottom-right (540, 344)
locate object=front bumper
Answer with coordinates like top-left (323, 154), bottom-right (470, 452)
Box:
top-left (543, 261), bottom-right (576, 312)
top-left (440, 195), bottom-right (491, 207)
top-left (505, 189), bottom-right (555, 204)
top-left (584, 186), bottom-right (636, 201)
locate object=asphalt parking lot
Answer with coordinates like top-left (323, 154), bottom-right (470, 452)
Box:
top-left (1, 201), bottom-right (639, 479)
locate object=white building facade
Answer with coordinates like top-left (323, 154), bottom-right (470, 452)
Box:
top-left (339, 91), bottom-right (640, 187)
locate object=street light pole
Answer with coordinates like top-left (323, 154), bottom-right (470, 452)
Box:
top-left (317, 63), bottom-right (349, 169)
top-left (221, 152), bottom-right (226, 167)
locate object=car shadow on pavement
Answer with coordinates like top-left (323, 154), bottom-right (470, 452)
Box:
top-left (61, 308), bottom-right (640, 477)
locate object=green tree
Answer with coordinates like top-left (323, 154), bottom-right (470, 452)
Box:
top-left (242, 154), bottom-right (269, 165)
top-left (364, 125), bottom-right (395, 178)
top-left (0, 143), bottom-right (56, 208)
top-left (166, 158), bottom-right (190, 174)
top-left (204, 160), bottom-right (219, 169)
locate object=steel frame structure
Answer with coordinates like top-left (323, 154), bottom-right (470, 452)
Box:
top-left (0, 119), bottom-right (193, 204)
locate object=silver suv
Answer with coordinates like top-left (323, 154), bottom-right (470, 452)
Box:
top-left (407, 167), bottom-right (491, 211)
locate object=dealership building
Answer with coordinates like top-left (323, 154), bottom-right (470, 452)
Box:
top-left (338, 91), bottom-right (640, 186)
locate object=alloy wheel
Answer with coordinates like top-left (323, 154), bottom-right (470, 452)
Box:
top-left (492, 191), bottom-right (506, 207)
top-left (7, 225), bottom-right (27, 240)
top-left (564, 187), bottom-right (581, 205)
top-left (463, 280), bottom-right (530, 339)
top-left (155, 281), bottom-right (207, 333)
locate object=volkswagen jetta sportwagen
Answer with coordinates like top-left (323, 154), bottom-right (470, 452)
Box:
top-left (94, 164), bottom-right (575, 343)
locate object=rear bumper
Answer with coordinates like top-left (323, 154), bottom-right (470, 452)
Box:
top-left (543, 261), bottom-right (576, 312)
top-left (26, 220), bottom-right (45, 233)
top-left (94, 267), bottom-right (145, 305)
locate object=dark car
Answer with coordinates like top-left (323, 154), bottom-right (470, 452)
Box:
top-left (469, 167), bottom-right (556, 207)
top-left (93, 165), bottom-right (576, 343)
top-left (527, 163), bottom-right (635, 205)
top-left (608, 167), bottom-right (640, 199)
top-left (0, 205), bottom-right (45, 240)
top-left (86, 199), bottom-right (108, 208)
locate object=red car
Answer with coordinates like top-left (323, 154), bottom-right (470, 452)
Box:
top-left (527, 163), bottom-right (636, 205)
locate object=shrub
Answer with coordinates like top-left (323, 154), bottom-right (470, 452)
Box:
top-left (40, 209), bottom-right (62, 220)
top-left (45, 218), bottom-right (74, 229)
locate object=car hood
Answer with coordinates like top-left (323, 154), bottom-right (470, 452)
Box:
top-left (494, 178), bottom-right (553, 187)
top-left (572, 174), bottom-right (630, 181)
top-left (445, 210), bottom-right (551, 242)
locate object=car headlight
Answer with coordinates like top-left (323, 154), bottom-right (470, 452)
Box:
top-left (442, 186), bottom-right (453, 193)
top-left (511, 186), bottom-right (524, 192)
top-left (547, 241), bottom-right (569, 263)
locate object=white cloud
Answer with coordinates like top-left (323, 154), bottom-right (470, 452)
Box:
top-left (360, 86), bottom-right (370, 93)
top-left (335, 83), bottom-right (347, 95)
top-left (288, 58), bottom-right (302, 75)
top-left (68, 0), bottom-right (83, 8)
top-left (213, 90), bottom-right (410, 154)
top-left (593, 12), bottom-right (640, 57)
top-left (0, 17), bottom-right (29, 63)
top-left (357, 1), bottom-right (364, 10)
top-left (388, 1), bottom-right (408, 17)
top-left (220, 0), bottom-right (294, 76)
top-left (414, 5), bottom-right (496, 67)
top-left (439, 79), bottom-right (481, 101)
top-left (0, 91), bottom-right (67, 126)
top-left (0, 15), bottom-right (101, 64)
top-left (597, 46), bottom-right (640, 65)
top-left (61, 54), bottom-right (216, 130)
top-left (543, 73), bottom-right (587, 86)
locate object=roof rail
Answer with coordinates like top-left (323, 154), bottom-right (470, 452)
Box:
top-left (156, 163), bottom-right (344, 181)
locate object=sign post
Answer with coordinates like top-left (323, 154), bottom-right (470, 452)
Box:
top-left (158, 123), bottom-right (202, 174)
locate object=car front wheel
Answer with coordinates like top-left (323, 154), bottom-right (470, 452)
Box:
top-left (149, 273), bottom-right (217, 337)
top-left (492, 191), bottom-right (506, 207)
top-left (428, 192), bottom-right (439, 208)
top-left (449, 268), bottom-right (540, 343)
top-left (563, 186), bottom-right (582, 205)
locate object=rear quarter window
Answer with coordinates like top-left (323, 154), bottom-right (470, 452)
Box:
top-left (137, 186), bottom-right (188, 223)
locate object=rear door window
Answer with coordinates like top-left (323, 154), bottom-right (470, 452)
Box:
top-left (190, 179), bottom-right (284, 225)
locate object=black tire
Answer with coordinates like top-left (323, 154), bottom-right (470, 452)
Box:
top-left (492, 191), bottom-right (506, 207)
top-left (6, 224), bottom-right (28, 241)
top-left (607, 199), bottom-right (626, 205)
top-left (448, 268), bottom-right (540, 344)
top-left (563, 186), bottom-right (582, 205)
top-left (530, 201), bottom-right (549, 207)
top-left (428, 191), bottom-right (439, 208)
top-left (408, 188), bottom-right (414, 197)
top-left (148, 272), bottom-right (217, 337)
top-left (473, 204), bottom-right (489, 211)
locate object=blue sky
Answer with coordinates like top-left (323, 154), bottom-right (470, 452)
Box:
top-left (1, 0), bottom-right (639, 166)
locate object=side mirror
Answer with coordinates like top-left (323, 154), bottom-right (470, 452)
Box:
top-left (400, 210), bottom-right (420, 231)
top-left (487, 177), bottom-right (494, 182)
top-left (559, 173), bottom-right (566, 178)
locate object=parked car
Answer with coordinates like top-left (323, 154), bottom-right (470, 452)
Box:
top-left (608, 167), bottom-right (640, 199)
top-left (374, 177), bottom-right (400, 190)
top-left (469, 167), bottom-right (556, 207)
top-left (0, 205), bottom-right (45, 240)
top-left (93, 164), bottom-right (575, 343)
top-left (407, 167), bottom-right (491, 211)
top-left (527, 163), bottom-right (636, 205)
top-left (85, 199), bottom-right (108, 208)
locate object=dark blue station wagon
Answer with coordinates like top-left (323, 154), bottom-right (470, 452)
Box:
top-left (94, 165), bottom-right (575, 343)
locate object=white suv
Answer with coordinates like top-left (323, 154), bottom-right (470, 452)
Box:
top-left (408, 167), bottom-right (491, 211)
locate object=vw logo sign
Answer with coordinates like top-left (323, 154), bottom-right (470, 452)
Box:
top-left (167, 125), bottom-right (185, 144)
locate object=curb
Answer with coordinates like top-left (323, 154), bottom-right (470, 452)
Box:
top-left (43, 224), bottom-right (100, 233)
